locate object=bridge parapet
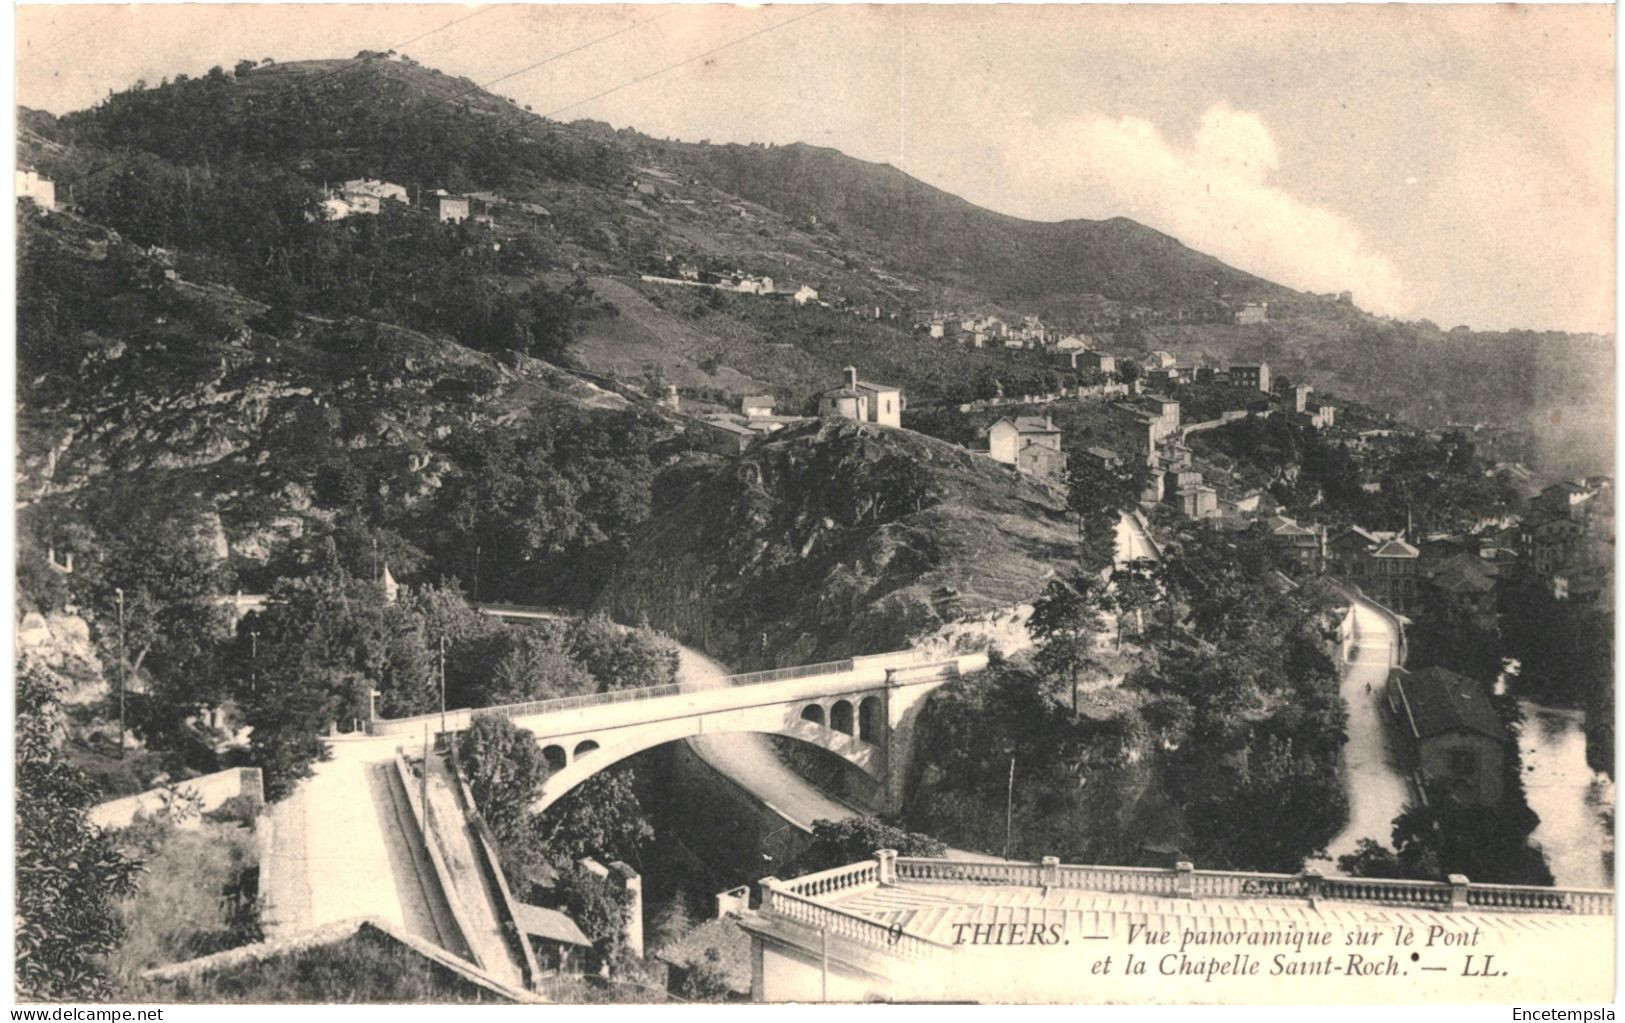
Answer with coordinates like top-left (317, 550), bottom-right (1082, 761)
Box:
top-left (369, 652), bottom-right (956, 738)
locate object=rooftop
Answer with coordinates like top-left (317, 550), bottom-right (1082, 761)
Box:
top-left (1372, 538), bottom-right (1421, 558)
top-left (1390, 666), bottom-right (1507, 742)
top-left (1008, 416), bottom-right (1059, 434)
top-left (747, 855), bottom-right (1610, 1001)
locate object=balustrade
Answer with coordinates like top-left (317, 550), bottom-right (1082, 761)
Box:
top-left (883, 858), bottom-right (1610, 914)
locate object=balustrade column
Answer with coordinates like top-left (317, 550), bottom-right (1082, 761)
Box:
top-left (1174, 861), bottom-right (1195, 899)
top-left (1447, 874), bottom-right (1470, 911)
top-left (1300, 868), bottom-right (1325, 902)
top-left (875, 848), bottom-right (898, 885)
top-left (1040, 856), bottom-right (1060, 888)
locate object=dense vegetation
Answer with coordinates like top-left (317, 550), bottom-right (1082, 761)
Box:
top-left (1191, 410), bottom-right (1524, 535)
top-left (129, 924), bottom-right (518, 1003)
top-left (908, 519), bottom-right (1350, 873)
top-left (15, 663), bottom-right (142, 1000)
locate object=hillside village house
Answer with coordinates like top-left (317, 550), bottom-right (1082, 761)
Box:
top-left (741, 395), bottom-right (774, 418)
top-left (1144, 367), bottom-right (1179, 390)
top-left (1328, 525), bottom-right (1422, 612)
top-left (1141, 394), bottom-right (1180, 437)
top-left (818, 367), bottom-right (903, 428)
top-left (791, 285), bottom-right (819, 305)
top-left (1053, 335), bottom-right (1090, 353)
top-left (1235, 302), bottom-right (1270, 324)
top-left (1256, 514), bottom-right (1323, 570)
top-left (1368, 537), bottom-right (1422, 612)
top-left (1019, 441), bottom-right (1068, 480)
top-left (1108, 403), bottom-right (1160, 466)
top-left (1229, 362), bottom-right (1272, 392)
top-left (340, 178), bottom-right (408, 214)
top-left (1517, 512), bottom-right (1586, 577)
top-left (1290, 384), bottom-right (1338, 429)
top-left (1076, 350), bottom-right (1116, 376)
top-left (1386, 666), bottom-right (1509, 807)
top-left (986, 416), bottom-right (1066, 479)
top-left (16, 168), bottom-right (54, 210)
top-left (1146, 350), bottom-right (1178, 369)
top-left (1427, 553), bottom-right (1500, 629)
top-left (1176, 483), bottom-right (1219, 520)
top-left (435, 193), bottom-right (471, 223)
top-left (692, 416), bottom-right (756, 456)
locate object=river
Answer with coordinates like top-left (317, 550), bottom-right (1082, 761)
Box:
top-left (1518, 700), bottom-right (1614, 889)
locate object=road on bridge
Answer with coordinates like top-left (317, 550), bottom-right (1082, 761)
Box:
top-left (676, 646), bottom-right (863, 827)
top-left (674, 644), bottom-right (1002, 862)
top-left (1320, 599), bottom-right (1413, 867)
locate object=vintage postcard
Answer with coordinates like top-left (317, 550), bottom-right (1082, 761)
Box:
top-left (10, 2), bottom-right (1616, 1008)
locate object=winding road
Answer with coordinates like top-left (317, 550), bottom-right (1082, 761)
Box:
top-left (1321, 598), bottom-right (1413, 866)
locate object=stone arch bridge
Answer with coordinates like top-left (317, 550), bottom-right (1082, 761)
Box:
top-left (367, 650), bottom-right (988, 815)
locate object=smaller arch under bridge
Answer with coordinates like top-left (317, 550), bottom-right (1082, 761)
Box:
top-left (370, 650), bottom-right (988, 815)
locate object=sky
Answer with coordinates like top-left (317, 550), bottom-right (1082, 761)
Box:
top-left (14, 3), bottom-right (1617, 334)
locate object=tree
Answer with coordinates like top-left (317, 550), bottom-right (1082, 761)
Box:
top-left (534, 767), bottom-right (653, 868)
top-left (554, 863), bottom-right (633, 964)
top-left (233, 568), bottom-right (433, 798)
top-left (567, 614), bottom-right (678, 692)
top-left (16, 662), bottom-right (142, 999)
top-left (798, 815), bottom-right (946, 874)
top-left (678, 947), bottom-right (734, 1001)
top-left (1028, 572), bottom-right (1109, 715)
top-left (1109, 561), bottom-right (1160, 644)
top-left (458, 716), bottom-right (550, 853)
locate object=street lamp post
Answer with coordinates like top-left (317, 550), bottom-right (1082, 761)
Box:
top-left (115, 587), bottom-right (126, 760)
top-left (439, 635), bottom-right (448, 740)
top-left (249, 628), bottom-right (259, 695)
top-left (1003, 755), bottom-right (1017, 860)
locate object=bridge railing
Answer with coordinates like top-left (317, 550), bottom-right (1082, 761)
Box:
top-left (465, 656), bottom-right (860, 725)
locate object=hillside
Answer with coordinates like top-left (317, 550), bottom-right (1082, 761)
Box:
top-left (677, 141), bottom-right (1289, 315)
top-left (26, 53), bottom-right (1610, 480)
top-left (600, 419), bottom-right (1078, 668)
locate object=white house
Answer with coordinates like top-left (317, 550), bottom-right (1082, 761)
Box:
top-left (987, 415), bottom-right (1062, 467)
top-left (820, 367), bottom-right (903, 428)
top-left (16, 169), bottom-right (55, 211)
top-left (791, 285), bottom-right (819, 305)
top-left (341, 178), bottom-right (408, 205)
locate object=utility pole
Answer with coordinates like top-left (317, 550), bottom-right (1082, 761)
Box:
top-left (115, 588), bottom-right (126, 760)
top-left (1004, 756), bottom-right (1016, 860)
top-left (439, 635), bottom-right (448, 740)
top-left (473, 544), bottom-right (481, 605)
top-left (249, 628), bottom-right (259, 695)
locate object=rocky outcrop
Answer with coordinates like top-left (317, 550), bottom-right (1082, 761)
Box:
top-left (601, 419), bottom-right (1077, 668)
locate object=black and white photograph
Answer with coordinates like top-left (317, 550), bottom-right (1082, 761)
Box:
top-left (9, 1), bottom-right (1617, 1006)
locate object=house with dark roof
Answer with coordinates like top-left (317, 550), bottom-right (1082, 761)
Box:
top-left (1327, 526), bottom-right (1420, 612)
top-left (1255, 514), bottom-right (1323, 570)
top-left (1385, 666), bottom-right (1510, 806)
top-left (819, 367), bottom-right (904, 427)
top-left (1428, 553), bottom-right (1500, 629)
top-left (692, 416), bottom-right (756, 456)
top-left (987, 416), bottom-right (1066, 479)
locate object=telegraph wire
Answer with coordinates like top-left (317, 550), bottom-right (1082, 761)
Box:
top-left (30, 8), bottom-right (124, 57)
top-left (364, 8), bottom-right (677, 139)
top-left (449, 5), bottom-right (836, 157)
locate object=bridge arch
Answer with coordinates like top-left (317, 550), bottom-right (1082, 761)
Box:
top-left (830, 699), bottom-right (854, 735)
top-left (858, 696), bottom-right (882, 742)
top-left (541, 744), bottom-right (568, 771)
top-left (526, 691), bottom-right (894, 817)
